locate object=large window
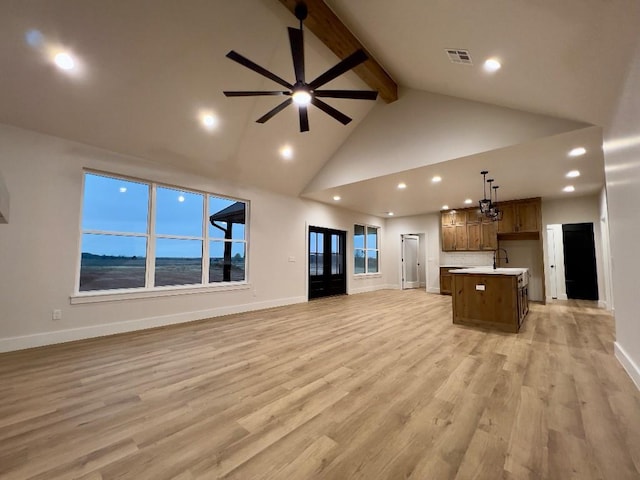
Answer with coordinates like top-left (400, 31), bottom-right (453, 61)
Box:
top-left (354, 224), bottom-right (379, 274)
top-left (78, 172), bottom-right (247, 292)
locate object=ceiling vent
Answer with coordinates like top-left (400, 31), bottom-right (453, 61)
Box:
top-left (446, 49), bottom-right (472, 65)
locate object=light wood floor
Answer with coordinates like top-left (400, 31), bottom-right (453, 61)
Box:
top-left (1, 290), bottom-right (639, 480)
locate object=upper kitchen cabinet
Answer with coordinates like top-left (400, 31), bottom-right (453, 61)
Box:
top-left (442, 210), bottom-right (466, 226)
top-left (496, 198), bottom-right (541, 235)
top-left (441, 207), bottom-right (497, 251)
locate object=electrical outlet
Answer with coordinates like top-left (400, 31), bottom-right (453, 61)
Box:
top-left (52, 309), bottom-right (62, 320)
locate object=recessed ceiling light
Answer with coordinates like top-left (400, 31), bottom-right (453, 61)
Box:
top-left (54, 51), bottom-right (75, 71)
top-left (387, 212), bottom-right (395, 216)
top-left (442, 205), bottom-right (449, 210)
top-left (569, 147), bottom-right (586, 157)
top-left (464, 198), bottom-right (473, 204)
top-left (563, 185), bottom-right (575, 192)
top-left (483, 58), bottom-right (501, 73)
top-left (432, 176), bottom-right (442, 183)
top-left (333, 195), bottom-right (341, 201)
top-left (199, 111), bottom-right (218, 131)
top-left (397, 182), bottom-right (407, 189)
top-left (566, 170), bottom-right (581, 178)
top-left (280, 145), bottom-right (293, 160)
top-left (119, 187), bottom-right (127, 193)
top-left (178, 195), bottom-right (185, 202)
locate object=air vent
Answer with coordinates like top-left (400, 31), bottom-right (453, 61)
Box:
top-left (446, 49), bottom-right (472, 65)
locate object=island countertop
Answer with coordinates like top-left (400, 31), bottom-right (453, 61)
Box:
top-left (449, 267), bottom-right (528, 275)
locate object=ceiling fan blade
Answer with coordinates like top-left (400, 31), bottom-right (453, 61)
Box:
top-left (224, 91), bottom-right (289, 97)
top-left (299, 105), bottom-right (309, 132)
top-left (314, 90), bottom-right (378, 100)
top-left (308, 50), bottom-right (368, 89)
top-left (256, 98), bottom-right (293, 124)
top-left (311, 97), bottom-right (352, 125)
top-left (226, 51), bottom-right (293, 90)
top-left (288, 27), bottom-right (305, 84)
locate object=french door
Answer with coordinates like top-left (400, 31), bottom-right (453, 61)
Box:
top-left (308, 226), bottom-right (346, 300)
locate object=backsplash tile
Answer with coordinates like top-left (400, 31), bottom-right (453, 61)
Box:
top-left (440, 251), bottom-right (494, 267)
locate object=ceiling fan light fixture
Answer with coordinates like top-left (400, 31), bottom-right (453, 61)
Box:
top-left (292, 89), bottom-right (312, 105)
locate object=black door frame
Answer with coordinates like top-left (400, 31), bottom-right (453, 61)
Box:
top-left (308, 226), bottom-right (347, 300)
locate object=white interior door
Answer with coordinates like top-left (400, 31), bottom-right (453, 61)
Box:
top-left (547, 227), bottom-right (558, 299)
top-left (402, 235), bottom-right (420, 289)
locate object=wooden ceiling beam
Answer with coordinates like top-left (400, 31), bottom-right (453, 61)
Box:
top-left (276, 0), bottom-right (398, 103)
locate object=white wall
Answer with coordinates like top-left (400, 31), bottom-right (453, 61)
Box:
top-left (498, 239), bottom-right (544, 302)
top-left (0, 169), bottom-right (9, 223)
top-left (304, 88), bottom-right (587, 193)
top-left (599, 188), bottom-right (614, 311)
top-left (0, 124), bottom-right (386, 352)
top-left (383, 213), bottom-right (440, 293)
top-left (541, 195), bottom-right (608, 307)
top-left (604, 35), bottom-right (640, 389)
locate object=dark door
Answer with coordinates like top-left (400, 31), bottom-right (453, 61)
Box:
top-left (562, 223), bottom-right (598, 300)
top-left (309, 226), bottom-right (346, 300)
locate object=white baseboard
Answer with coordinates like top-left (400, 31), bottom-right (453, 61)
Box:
top-left (558, 293), bottom-right (568, 300)
top-left (349, 284), bottom-right (398, 294)
top-left (598, 300), bottom-right (608, 310)
top-left (0, 296), bottom-right (307, 353)
top-left (427, 287), bottom-right (441, 294)
top-left (614, 342), bottom-right (640, 391)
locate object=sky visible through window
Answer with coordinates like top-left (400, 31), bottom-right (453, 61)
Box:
top-left (82, 174), bottom-right (244, 257)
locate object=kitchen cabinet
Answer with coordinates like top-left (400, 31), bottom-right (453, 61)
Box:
top-left (442, 210), bottom-right (466, 226)
top-left (497, 199), bottom-right (540, 234)
top-left (439, 267), bottom-right (458, 295)
top-left (442, 225), bottom-right (456, 251)
top-left (516, 201), bottom-right (540, 232)
top-left (467, 223), bottom-right (481, 250)
top-left (454, 224), bottom-right (467, 250)
top-left (451, 268), bottom-right (529, 333)
top-left (466, 208), bottom-right (482, 224)
top-left (481, 221), bottom-right (498, 250)
top-left (441, 207), bottom-right (497, 251)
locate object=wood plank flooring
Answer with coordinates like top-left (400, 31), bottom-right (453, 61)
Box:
top-left (0, 290), bottom-right (639, 479)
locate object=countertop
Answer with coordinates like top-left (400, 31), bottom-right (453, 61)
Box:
top-left (449, 267), bottom-right (528, 276)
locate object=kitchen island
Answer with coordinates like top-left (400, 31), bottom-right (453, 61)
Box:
top-left (449, 267), bottom-right (529, 333)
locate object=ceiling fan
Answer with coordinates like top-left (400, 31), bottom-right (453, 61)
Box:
top-left (223, 2), bottom-right (378, 133)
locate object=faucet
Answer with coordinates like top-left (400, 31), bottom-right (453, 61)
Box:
top-left (493, 248), bottom-right (509, 269)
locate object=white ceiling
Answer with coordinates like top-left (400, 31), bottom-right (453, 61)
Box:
top-left (0, 0), bottom-right (638, 217)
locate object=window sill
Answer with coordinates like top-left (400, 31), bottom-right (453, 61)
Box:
top-left (353, 273), bottom-right (382, 279)
top-left (70, 282), bottom-right (251, 304)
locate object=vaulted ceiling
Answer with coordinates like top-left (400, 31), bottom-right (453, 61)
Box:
top-left (1, 0), bottom-right (638, 216)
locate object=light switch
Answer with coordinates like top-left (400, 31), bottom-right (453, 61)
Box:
top-left (288, 256), bottom-right (295, 262)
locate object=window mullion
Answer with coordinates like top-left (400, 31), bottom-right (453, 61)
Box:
top-left (146, 183), bottom-right (157, 289)
top-left (202, 195), bottom-right (209, 284)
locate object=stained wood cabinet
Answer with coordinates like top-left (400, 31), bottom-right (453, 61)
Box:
top-left (441, 208), bottom-right (497, 251)
top-left (497, 199), bottom-right (540, 234)
top-left (442, 210), bottom-right (466, 226)
top-left (481, 221), bottom-right (498, 250)
top-left (454, 224), bottom-right (467, 250)
top-left (451, 272), bottom-right (528, 333)
top-left (442, 225), bottom-right (456, 251)
top-left (440, 267), bottom-right (457, 295)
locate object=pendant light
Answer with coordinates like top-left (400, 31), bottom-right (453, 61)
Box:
top-left (490, 185), bottom-right (503, 221)
top-left (479, 171), bottom-right (503, 221)
top-left (479, 170), bottom-right (492, 214)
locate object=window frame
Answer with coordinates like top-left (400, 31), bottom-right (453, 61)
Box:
top-left (353, 223), bottom-right (381, 276)
top-left (73, 170), bottom-right (249, 301)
